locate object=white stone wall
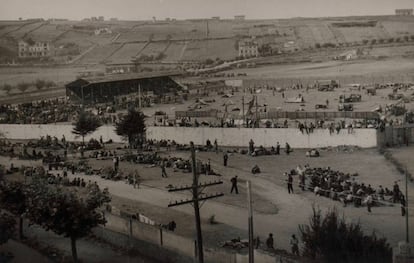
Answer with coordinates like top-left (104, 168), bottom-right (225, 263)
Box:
top-left (146, 127), bottom-right (378, 148)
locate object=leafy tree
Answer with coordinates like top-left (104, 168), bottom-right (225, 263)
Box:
top-left (299, 207), bottom-right (392, 263)
top-left (0, 212), bottom-right (15, 245)
top-left (25, 180), bottom-right (110, 262)
top-left (0, 181), bottom-right (27, 239)
top-left (17, 82), bottom-right (30, 93)
top-left (35, 79), bottom-right (46, 90)
top-left (362, 39), bottom-right (369, 45)
top-left (315, 43), bottom-right (321, 49)
top-left (2, 84), bottom-right (12, 94)
top-left (115, 108), bottom-right (146, 148)
top-left (72, 111), bottom-right (101, 147)
top-left (371, 39), bottom-right (377, 45)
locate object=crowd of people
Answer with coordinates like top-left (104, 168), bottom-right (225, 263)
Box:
top-left (288, 165), bottom-right (407, 214)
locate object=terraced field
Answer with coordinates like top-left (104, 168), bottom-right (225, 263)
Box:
top-left (106, 42), bottom-right (147, 63)
top-left (163, 41), bottom-right (186, 61)
top-left (181, 39), bottom-right (238, 61)
top-left (6, 21), bottom-right (45, 39)
top-left (139, 42), bottom-right (168, 57)
top-left (27, 24), bottom-right (66, 41)
top-left (77, 43), bottom-right (122, 64)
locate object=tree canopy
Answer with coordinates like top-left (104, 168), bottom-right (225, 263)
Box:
top-left (115, 108), bottom-right (146, 148)
top-left (299, 207), bottom-right (392, 263)
top-left (0, 212), bottom-right (15, 245)
top-left (25, 178), bottom-right (110, 262)
top-left (72, 111), bottom-right (101, 144)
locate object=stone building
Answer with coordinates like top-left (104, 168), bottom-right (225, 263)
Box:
top-left (395, 9), bottom-right (413, 16)
top-left (18, 40), bottom-right (50, 58)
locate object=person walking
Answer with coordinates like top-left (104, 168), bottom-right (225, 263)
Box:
top-left (161, 160), bottom-right (168, 178)
top-left (223, 152), bottom-right (228, 167)
top-left (366, 194), bottom-right (373, 213)
top-left (230, 176), bottom-right (239, 194)
top-left (275, 142), bottom-right (280, 155)
top-left (290, 234), bottom-right (299, 256)
top-left (287, 173), bottom-right (294, 194)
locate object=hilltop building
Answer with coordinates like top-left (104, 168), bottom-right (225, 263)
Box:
top-left (234, 15), bottom-right (245, 21)
top-left (395, 9), bottom-right (413, 16)
top-left (238, 40), bottom-right (259, 58)
top-left (18, 40), bottom-right (50, 58)
top-left (94, 27), bottom-right (112, 35)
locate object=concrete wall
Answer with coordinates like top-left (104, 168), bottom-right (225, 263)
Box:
top-left (1, 124), bottom-right (378, 148)
top-left (99, 212), bottom-right (297, 263)
top-left (147, 127), bottom-right (378, 148)
top-left (0, 124), bottom-right (123, 143)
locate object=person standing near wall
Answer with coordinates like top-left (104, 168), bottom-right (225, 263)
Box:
top-left (223, 152), bottom-right (228, 167)
top-left (287, 173), bottom-right (294, 194)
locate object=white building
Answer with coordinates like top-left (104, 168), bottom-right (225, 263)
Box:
top-left (18, 40), bottom-right (50, 58)
top-left (94, 27), bottom-right (112, 35)
top-left (238, 40), bottom-right (259, 58)
top-left (395, 9), bottom-right (413, 16)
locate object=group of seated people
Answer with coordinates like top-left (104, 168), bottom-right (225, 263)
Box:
top-left (299, 165), bottom-right (402, 208)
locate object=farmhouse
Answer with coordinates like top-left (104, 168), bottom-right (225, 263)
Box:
top-left (238, 40), bottom-right (259, 58)
top-left (65, 71), bottom-right (183, 103)
top-left (18, 40), bottom-right (50, 58)
top-left (395, 9), bottom-right (413, 16)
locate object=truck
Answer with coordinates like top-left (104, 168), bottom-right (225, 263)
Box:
top-left (316, 80), bottom-right (339, 91)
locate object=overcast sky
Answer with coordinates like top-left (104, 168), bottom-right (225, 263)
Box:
top-left (0, 0), bottom-right (413, 20)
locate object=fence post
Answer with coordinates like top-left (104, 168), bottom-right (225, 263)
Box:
top-left (160, 227), bottom-right (163, 246)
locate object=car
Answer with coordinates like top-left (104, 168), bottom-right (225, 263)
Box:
top-left (315, 104), bottom-right (327, 109)
top-left (338, 103), bottom-right (353, 111)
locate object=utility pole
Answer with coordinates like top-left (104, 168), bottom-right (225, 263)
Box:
top-left (406, 167), bottom-right (409, 243)
top-left (168, 142), bottom-right (223, 263)
top-left (242, 96), bottom-right (245, 128)
top-left (255, 95), bottom-right (258, 128)
top-left (138, 84), bottom-right (142, 108)
top-left (247, 181), bottom-right (254, 263)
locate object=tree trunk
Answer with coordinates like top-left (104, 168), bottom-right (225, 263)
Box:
top-left (71, 236), bottom-right (78, 262)
top-left (81, 136), bottom-right (85, 157)
top-left (19, 216), bottom-right (23, 240)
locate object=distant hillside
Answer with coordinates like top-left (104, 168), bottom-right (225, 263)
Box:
top-left (0, 16), bottom-right (413, 64)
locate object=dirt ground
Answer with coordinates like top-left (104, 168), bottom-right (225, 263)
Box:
top-left (4, 143), bottom-right (412, 253)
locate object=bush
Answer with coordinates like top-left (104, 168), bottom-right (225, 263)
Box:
top-left (315, 43), bottom-right (321, 49)
top-left (371, 39), bottom-right (377, 45)
top-left (299, 207), bottom-right (392, 263)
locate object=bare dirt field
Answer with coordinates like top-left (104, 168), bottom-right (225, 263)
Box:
top-left (5, 144), bottom-right (412, 252)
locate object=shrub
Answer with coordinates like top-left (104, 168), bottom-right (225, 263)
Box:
top-left (299, 207), bottom-right (392, 263)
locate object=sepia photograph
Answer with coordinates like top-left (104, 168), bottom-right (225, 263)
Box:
top-left (0, 0), bottom-right (413, 262)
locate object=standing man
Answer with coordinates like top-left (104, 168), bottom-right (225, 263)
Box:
top-left (133, 170), bottom-right (141, 189)
top-left (249, 139), bottom-right (255, 155)
top-left (161, 160), bottom-right (168, 178)
top-left (214, 139), bottom-right (218, 154)
top-left (287, 173), bottom-right (294, 194)
top-left (290, 235), bottom-right (299, 256)
top-left (285, 143), bottom-right (291, 155)
top-left (223, 152), bottom-right (229, 167)
top-left (275, 142), bottom-right (280, 155)
top-left (266, 233), bottom-right (274, 250)
top-left (230, 176), bottom-right (239, 194)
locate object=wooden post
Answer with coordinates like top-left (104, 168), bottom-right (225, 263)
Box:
top-left (406, 167), bottom-right (409, 243)
top-left (247, 181), bottom-right (254, 263)
top-left (191, 142), bottom-right (204, 263)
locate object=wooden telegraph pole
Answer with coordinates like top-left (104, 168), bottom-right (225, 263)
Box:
top-left (168, 142), bottom-right (223, 263)
top-left (247, 181), bottom-right (254, 263)
top-left (405, 167), bottom-right (409, 243)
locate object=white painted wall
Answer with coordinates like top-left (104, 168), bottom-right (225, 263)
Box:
top-left (0, 124), bottom-right (123, 143)
top-left (147, 127), bottom-right (378, 148)
top-left (0, 125), bottom-right (378, 148)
